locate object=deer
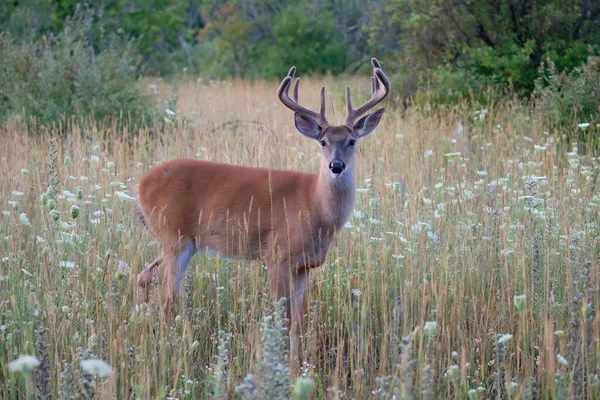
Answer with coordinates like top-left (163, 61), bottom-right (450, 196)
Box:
top-left (135, 58), bottom-right (390, 366)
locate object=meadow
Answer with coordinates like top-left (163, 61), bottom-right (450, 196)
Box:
top-left (0, 77), bottom-right (598, 399)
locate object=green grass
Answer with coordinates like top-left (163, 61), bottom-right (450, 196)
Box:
top-left (0, 78), bottom-right (598, 399)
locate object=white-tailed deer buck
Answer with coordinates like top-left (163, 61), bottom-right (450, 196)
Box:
top-left (136, 58), bottom-right (390, 364)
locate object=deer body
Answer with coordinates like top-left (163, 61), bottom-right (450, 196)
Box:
top-left (137, 157), bottom-right (354, 268)
top-left (136, 58), bottom-right (390, 367)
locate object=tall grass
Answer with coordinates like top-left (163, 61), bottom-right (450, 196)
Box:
top-left (0, 77), bottom-right (598, 398)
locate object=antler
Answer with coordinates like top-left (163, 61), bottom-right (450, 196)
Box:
top-left (277, 66), bottom-right (329, 129)
top-left (345, 58), bottom-right (391, 126)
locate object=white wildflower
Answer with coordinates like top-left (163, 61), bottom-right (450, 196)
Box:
top-left (556, 354), bottom-right (568, 366)
top-left (12, 191), bottom-right (24, 197)
top-left (165, 108), bottom-right (176, 116)
top-left (8, 355), bottom-right (40, 373)
top-left (423, 321), bottom-right (437, 336)
top-left (19, 213), bottom-right (31, 226)
top-left (115, 191), bottom-right (136, 202)
top-left (577, 122), bottom-right (590, 129)
top-left (59, 261), bottom-right (76, 269)
top-left (80, 359), bottom-right (112, 377)
top-left (498, 333), bottom-right (513, 343)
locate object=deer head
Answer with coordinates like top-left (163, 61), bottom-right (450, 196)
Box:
top-left (277, 58), bottom-right (390, 181)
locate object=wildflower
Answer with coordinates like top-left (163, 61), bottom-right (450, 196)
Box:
top-left (498, 333), bottom-right (513, 343)
top-left (116, 260), bottom-right (130, 278)
top-left (70, 205), bottom-right (80, 219)
top-left (554, 330), bottom-right (565, 336)
top-left (165, 108), bottom-right (176, 116)
top-left (115, 191), bottom-right (136, 202)
top-left (47, 199), bottom-right (57, 211)
top-left (8, 355), bottom-right (40, 374)
top-left (513, 294), bottom-right (526, 312)
top-left (80, 359), bottom-right (112, 377)
top-left (191, 341), bottom-right (200, 350)
top-left (91, 155), bottom-right (100, 164)
top-left (423, 321), bottom-right (437, 336)
top-left (352, 288), bottom-right (361, 297)
top-left (557, 354), bottom-right (568, 366)
top-left (106, 162), bottom-right (115, 170)
top-left (21, 168), bottom-right (30, 175)
top-left (49, 210), bottom-right (60, 221)
top-left (19, 213), bottom-right (31, 226)
top-left (62, 306), bottom-right (71, 314)
top-left (59, 261), bottom-right (76, 269)
top-left (12, 191), bottom-right (24, 197)
top-left (447, 365), bottom-right (459, 380)
top-left (577, 122), bottom-right (590, 129)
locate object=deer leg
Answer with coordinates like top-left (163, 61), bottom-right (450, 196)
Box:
top-left (136, 254), bottom-right (163, 304)
top-left (289, 269), bottom-right (309, 372)
top-left (268, 263), bottom-right (308, 373)
top-left (159, 239), bottom-right (196, 325)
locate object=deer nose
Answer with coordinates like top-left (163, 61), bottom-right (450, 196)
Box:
top-left (329, 160), bottom-right (346, 175)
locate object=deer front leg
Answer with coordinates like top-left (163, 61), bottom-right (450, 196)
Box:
top-left (268, 264), bottom-right (308, 373)
top-left (289, 269), bottom-right (308, 372)
top-left (136, 254), bottom-right (163, 304)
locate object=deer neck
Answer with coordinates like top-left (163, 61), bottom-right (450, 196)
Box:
top-left (315, 162), bottom-right (356, 232)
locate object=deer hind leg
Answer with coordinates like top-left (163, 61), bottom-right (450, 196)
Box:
top-left (159, 239), bottom-right (196, 325)
top-left (136, 254), bottom-right (163, 304)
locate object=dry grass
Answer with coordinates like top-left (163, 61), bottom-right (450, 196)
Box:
top-left (0, 76), bottom-right (599, 399)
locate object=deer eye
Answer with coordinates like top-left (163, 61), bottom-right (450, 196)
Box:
top-left (320, 140), bottom-right (327, 147)
top-left (348, 139), bottom-right (356, 147)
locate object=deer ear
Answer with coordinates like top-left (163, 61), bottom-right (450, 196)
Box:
top-left (294, 113), bottom-right (322, 139)
top-left (353, 108), bottom-right (385, 138)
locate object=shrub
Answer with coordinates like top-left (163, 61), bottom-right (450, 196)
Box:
top-left (534, 54), bottom-right (600, 146)
top-left (0, 7), bottom-right (155, 133)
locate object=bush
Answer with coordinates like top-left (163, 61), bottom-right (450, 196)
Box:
top-left (0, 8), bottom-right (155, 132)
top-left (534, 54), bottom-right (600, 145)
top-left (259, 3), bottom-right (346, 77)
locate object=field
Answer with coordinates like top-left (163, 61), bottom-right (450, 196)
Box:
top-left (0, 77), bottom-right (599, 399)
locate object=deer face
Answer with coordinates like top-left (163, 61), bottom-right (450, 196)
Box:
top-left (294, 109), bottom-right (385, 178)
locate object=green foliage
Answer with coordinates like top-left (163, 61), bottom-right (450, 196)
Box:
top-left (198, 0), bottom-right (375, 78)
top-left (0, 8), bottom-right (155, 132)
top-left (260, 3), bottom-right (345, 77)
top-left (370, 0), bottom-right (600, 101)
top-left (534, 55), bottom-right (600, 143)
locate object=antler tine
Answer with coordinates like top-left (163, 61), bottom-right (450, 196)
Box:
top-left (345, 57), bottom-right (391, 126)
top-left (277, 67), bottom-right (329, 128)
